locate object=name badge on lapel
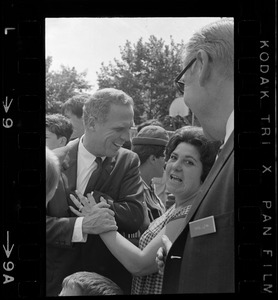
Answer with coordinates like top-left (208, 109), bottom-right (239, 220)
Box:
top-left (189, 216), bottom-right (216, 238)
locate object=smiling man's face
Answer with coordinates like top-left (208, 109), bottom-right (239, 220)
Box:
top-left (84, 103), bottom-right (134, 157)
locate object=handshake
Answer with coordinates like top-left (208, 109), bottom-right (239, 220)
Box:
top-left (69, 190), bottom-right (118, 235)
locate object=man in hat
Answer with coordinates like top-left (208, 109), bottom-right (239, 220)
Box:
top-left (132, 125), bottom-right (169, 223)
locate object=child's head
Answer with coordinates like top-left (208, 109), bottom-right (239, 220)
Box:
top-left (46, 147), bottom-right (60, 206)
top-left (59, 271), bottom-right (123, 296)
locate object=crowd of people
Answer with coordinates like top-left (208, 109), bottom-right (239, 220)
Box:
top-left (46, 18), bottom-right (234, 295)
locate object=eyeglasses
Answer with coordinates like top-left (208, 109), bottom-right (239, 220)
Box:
top-left (174, 58), bottom-right (197, 95)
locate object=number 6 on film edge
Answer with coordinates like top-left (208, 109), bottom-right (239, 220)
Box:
top-left (2, 118), bottom-right (13, 128)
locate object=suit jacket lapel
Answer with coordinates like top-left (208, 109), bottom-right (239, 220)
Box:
top-left (183, 131), bottom-right (234, 227)
top-left (61, 140), bottom-right (117, 196)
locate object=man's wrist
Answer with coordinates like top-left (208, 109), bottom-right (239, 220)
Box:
top-left (72, 217), bottom-right (87, 242)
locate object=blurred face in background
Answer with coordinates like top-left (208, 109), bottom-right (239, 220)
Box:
top-left (64, 110), bottom-right (85, 140)
top-left (152, 155), bottom-right (166, 178)
top-left (46, 128), bottom-right (66, 150)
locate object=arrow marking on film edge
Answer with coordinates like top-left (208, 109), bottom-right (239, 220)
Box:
top-left (3, 97), bottom-right (13, 113)
top-left (3, 231), bottom-right (14, 258)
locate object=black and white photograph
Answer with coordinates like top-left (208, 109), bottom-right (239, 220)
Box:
top-left (45, 17), bottom-right (235, 296)
top-left (1, 0), bottom-right (276, 298)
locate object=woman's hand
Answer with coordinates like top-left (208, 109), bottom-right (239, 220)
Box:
top-left (156, 235), bottom-right (172, 275)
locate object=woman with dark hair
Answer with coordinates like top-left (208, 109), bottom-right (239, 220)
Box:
top-left (165, 126), bottom-right (220, 184)
top-left (70, 125), bottom-right (220, 294)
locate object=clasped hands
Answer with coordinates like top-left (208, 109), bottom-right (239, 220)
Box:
top-left (69, 190), bottom-right (118, 234)
top-left (70, 191), bottom-right (173, 273)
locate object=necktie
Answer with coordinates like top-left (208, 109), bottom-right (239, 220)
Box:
top-left (83, 157), bottom-right (103, 195)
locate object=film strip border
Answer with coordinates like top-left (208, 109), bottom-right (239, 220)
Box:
top-left (1, 1), bottom-right (45, 298)
top-left (1, 0), bottom-right (277, 297)
top-left (235, 0), bottom-right (276, 293)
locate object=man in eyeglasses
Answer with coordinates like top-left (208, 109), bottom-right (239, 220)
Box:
top-left (156, 18), bottom-right (234, 293)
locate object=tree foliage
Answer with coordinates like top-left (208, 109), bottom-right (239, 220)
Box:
top-left (46, 38), bottom-right (200, 130)
top-left (162, 113), bottom-right (201, 131)
top-left (96, 36), bottom-right (185, 124)
top-left (46, 56), bottom-right (92, 114)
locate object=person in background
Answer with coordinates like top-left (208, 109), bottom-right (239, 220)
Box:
top-left (59, 271), bottom-right (123, 296)
top-left (122, 119), bottom-right (164, 151)
top-left (137, 119), bottom-right (169, 207)
top-left (46, 113), bottom-right (73, 150)
top-left (46, 147), bottom-right (60, 206)
top-left (61, 93), bottom-right (90, 140)
top-left (70, 126), bottom-right (220, 294)
top-left (132, 125), bottom-right (168, 222)
top-left (46, 88), bottom-right (147, 296)
top-left (157, 18), bottom-right (234, 293)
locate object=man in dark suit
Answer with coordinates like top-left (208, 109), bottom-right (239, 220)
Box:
top-left (156, 18), bottom-right (234, 293)
top-left (46, 88), bottom-right (148, 296)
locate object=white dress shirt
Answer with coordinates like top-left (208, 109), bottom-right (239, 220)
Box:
top-left (72, 136), bottom-right (104, 243)
top-left (76, 137), bottom-right (99, 195)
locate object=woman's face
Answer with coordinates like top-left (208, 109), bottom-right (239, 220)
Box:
top-left (165, 142), bottom-right (203, 201)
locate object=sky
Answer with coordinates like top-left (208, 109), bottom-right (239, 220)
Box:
top-left (45, 17), bottom-right (221, 92)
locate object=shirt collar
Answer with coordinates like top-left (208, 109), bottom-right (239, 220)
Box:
top-left (78, 135), bottom-right (106, 162)
top-left (78, 135), bottom-right (96, 163)
top-left (223, 110), bottom-right (234, 146)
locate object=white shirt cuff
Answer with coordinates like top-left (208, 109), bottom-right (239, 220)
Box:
top-left (72, 217), bottom-right (88, 243)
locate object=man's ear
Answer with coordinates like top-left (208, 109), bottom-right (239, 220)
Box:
top-left (196, 50), bottom-right (211, 87)
top-left (59, 136), bottom-right (67, 147)
top-left (88, 122), bottom-right (97, 132)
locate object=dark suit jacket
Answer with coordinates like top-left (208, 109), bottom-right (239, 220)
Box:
top-left (46, 139), bottom-right (148, 296)
top-left (163, 131), bottom-right (234, 293)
